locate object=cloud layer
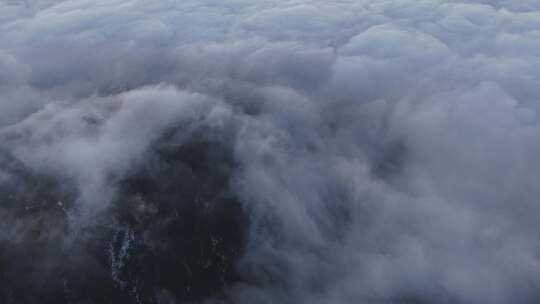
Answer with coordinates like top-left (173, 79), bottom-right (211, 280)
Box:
top-left (1, 0), bottom-right (540, 303)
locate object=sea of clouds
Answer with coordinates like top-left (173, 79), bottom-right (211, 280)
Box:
top-left (1, 0), bottom-right (540, 303)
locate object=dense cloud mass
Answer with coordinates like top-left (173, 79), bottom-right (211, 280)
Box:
top-left (1, 0), bottom-right (540, 303)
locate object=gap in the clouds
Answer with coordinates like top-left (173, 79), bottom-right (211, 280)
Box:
top-left (0, 125), bottom-right (250, 304)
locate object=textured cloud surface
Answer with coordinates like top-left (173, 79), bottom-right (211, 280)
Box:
top-left (1, 1), bottom-right (540, 303)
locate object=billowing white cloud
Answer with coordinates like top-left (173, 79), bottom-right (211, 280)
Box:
top-left (1, 0), bottom-right (540, 303)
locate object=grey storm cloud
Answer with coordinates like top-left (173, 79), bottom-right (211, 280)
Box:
top-left (1, 0), bottom-right (540, 303)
